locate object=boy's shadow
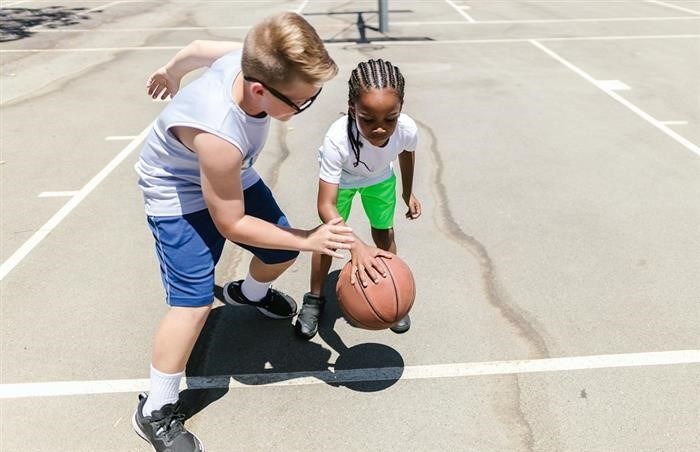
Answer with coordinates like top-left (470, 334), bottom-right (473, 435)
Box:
top-left (180, 270), bottom-right (404, 419)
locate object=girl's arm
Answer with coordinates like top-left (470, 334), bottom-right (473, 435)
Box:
top-left (317, 180), bottom-right (391, 285)
top-left (398, 150), bottom-right (421, 219)
top-left (147, 40), bottom-right (243, 99)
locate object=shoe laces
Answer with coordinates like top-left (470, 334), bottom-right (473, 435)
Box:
top-left (153, 405), bottom-right (187, 443)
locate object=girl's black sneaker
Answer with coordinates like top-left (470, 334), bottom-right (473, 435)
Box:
top-left (294, 292), bottom-right (325, 340)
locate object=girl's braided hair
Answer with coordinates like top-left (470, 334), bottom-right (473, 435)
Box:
top-left (347, 59), bottom-right (405, 170)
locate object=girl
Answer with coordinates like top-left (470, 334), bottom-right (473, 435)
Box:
top-left (295, 59), bottom-right (421, 340)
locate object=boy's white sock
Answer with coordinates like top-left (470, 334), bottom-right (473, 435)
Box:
top-left (241, 273), bottom-right (271, 302)
top-left (142, 365), bottom-right (184, 417)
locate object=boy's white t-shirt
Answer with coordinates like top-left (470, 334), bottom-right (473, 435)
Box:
top-left (318, 113), bottom-right (417, 189)
top-left (135, 51), bottom-right (269, 216)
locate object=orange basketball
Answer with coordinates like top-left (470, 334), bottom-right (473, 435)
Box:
top-left (336, 254), bottom-right (415, 330)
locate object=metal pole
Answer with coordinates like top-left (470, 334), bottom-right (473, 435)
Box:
top-left (378, 0), bottom-right (389, 33)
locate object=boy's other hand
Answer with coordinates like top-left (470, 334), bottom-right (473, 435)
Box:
top-left (308, 217), bottom-right (353, 259)
top-left (404, 193), bottom-right (422, 220)
top-left (147, 66), bottom-right (181, 100)
top-left (349, 244), bottom-right (392, 287)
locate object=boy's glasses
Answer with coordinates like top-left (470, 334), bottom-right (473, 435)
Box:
top-left (244, 76), bottom-right (321, 114)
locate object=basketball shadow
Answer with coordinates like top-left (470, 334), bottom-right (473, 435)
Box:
top-left (179, 275), bottom-right (405, 419)
top-left (317, 270), bottom-right (405, 392)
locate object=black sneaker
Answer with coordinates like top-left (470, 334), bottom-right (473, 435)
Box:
top-left (132, 393), bottom-right (204, 452)
top-left (223, 280), bottom-right (297, 319)
top-left (390, 314), bottom-right (411, 334)
top-left (294, 292), bottom-right (325, 340)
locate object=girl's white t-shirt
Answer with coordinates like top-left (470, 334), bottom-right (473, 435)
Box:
top-left (318, 113), bottom-right (417, 189)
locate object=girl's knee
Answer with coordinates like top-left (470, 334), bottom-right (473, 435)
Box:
top-left (371, 227), bottom-right (394, 249)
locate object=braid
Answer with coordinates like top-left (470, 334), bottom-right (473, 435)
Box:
top-left (358, 61), bottom-right (372, 89)
top-left (346, 59), bottom-right (406, 169)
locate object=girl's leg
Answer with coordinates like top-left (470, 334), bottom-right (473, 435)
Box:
top-left (370, 226), bottom-right (410, 333)
top-left (295, 252), bottom-right (331, 339)
top-left (310, 252), bottom-right (334, 296)
top-left (297, 188), bottom-right (356, 340)
top-left (371, 227), bottom-right (396, 253)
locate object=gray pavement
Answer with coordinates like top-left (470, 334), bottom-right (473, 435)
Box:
top-left (1, 1), bottom-right (699, 451)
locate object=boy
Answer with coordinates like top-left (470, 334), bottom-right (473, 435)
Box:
top-left (132, 12), bottom-right (353, 452)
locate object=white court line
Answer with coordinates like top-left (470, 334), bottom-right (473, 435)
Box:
top-left (293, 0), bottom-right (308, 14)
top-left (22, 15), bottom-right (700, 33)
top-left (27, 1), bottom-right (123, 31)
top-left (660, 121), bottom-right (689, 126)
top-left (21, 0), bottom-right (298, 2)
top-left (530, 40), bottom-right (700, 157)
top-left (37, 191), bottom-right (79, 198)
top-left (32, 25), bottom-right (249, 33)
top-left (394, 15), bottom-right (700, 25)
top-left (2, 34), bottom-right (699, 54)
top-left (445, 0), bottom-right (477, 23)
top-left (105, 135), bottom-right (137, 141)
top-left (595, 79), bottom-right (631, 91)
top-left (0, 125), bottom-right (151, 282)
top-left (336, 33), bottom-right (700, 46)
top-left (0, 45), bottom-right (181, 53)
top-left (646, 0), bottom-right (700, 15)
top-left (1, 350), bottom-right (697, 399)
top-left (87, 1), bottom-right (124, 13)
top-left (2, 0), bottom-right (30, 6)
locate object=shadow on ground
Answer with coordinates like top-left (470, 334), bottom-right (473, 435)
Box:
top-left (0, 6), bottom-right (93, 42)
top-left (180, 270), bottom-right (405, 419)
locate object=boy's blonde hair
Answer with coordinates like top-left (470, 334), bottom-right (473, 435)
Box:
top-left (242, 12), bottom-right (338, 86)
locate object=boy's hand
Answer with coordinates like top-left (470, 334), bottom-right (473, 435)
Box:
top-left (147, 66), bottom-right (181, 100)
top-left (307, 217), bottom-right (354, 258)
top-left (349, 243), bottom-right (393, 287)
top-left (403, 193), bottom-right (422, 220)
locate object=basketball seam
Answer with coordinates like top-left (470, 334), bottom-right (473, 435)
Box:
top-left (357, 262), bottom-right (397, 323)
top-left (381, 258), bottom-right (400, 322)
top-left (356, 268), bottom-right (392, 323)
top-left (339, 269), bottom-right (386, 329)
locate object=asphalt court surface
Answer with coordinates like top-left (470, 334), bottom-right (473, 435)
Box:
top-left (1, 1), bottom-right (699, 451)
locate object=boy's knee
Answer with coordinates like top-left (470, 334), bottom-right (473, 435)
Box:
top-left (171, 304), bottom-right (211, 324)
top-left (265, 250), bottom-right (299, 265)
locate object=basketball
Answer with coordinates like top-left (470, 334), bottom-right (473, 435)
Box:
top-left (336, 254), bottom-right (415, 330)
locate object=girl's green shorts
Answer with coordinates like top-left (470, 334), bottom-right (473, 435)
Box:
top-left (336, 174), bottom-right (396, 230)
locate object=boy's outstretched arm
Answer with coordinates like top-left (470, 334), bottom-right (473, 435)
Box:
top-left (173, 126), bottom-right (353, 257)
top-left (398, 150), bottom-right (421, 219)
top-left (147, 40), bottom-right (243, 99)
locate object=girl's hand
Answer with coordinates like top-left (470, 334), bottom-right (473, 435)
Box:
top-left (403, 193), bottom-right (422, 220)
top-left (147, 66), bottom-right (181, 100)
top-left (307, 218), bottom-right (354, 258)
top-left (349, 243), bottom-right (393, 287)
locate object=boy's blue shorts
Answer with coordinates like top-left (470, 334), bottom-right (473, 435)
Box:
top-left (147, 179), bottom-right (299, 307)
